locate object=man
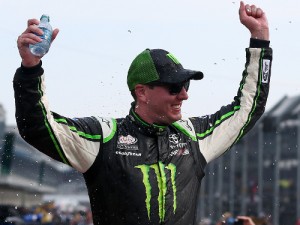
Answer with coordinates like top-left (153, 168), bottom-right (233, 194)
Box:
top-left (14, 1), bottom-right (272, 225)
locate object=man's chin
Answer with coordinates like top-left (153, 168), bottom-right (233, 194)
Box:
top-left (155, 113), bottom-right (182, 125)
top-left (170, 114), bottom-right (182, 123)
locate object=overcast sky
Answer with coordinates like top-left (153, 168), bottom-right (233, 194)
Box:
top-left (1, 0), bottom-right (299, 125)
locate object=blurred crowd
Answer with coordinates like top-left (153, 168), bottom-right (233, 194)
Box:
top-left (3, 204), bottom-right (300, 225)
top-left (198, 212), bottom-right (271, 225)
top-left (0, 202), bottom-right (93, 225)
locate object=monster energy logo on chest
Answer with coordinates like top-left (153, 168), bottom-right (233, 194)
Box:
top-left (135, 161), bottom-right (177, 222)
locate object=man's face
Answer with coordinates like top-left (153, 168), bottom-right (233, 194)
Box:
top-left (142, 82), bottom-right (189, 125)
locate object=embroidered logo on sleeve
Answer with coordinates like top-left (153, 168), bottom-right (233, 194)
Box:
top-left (262, 59), bottom-right (270, 84)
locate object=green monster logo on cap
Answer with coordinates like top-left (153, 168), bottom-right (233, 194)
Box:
top-left (135, 161), bottom-right (177, 222)
top-left (167, 53), bottom-right (180, 64)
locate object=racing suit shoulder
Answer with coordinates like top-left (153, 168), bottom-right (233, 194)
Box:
top-left (14, 67), bottom-right (104, 173)
top-left (94, 117), bottom-right (117, 143)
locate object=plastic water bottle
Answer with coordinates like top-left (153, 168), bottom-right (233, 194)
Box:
top-left (29, 14), bottom-right (53, 57)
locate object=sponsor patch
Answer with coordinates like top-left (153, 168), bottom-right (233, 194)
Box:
top-left (169, 149), bottom-right (190, 157)
top-left (168, 134), bottom-right (189, 156)
top-left (117, 135), bottom-right (138, 151)
top-left (115, 151), bottom-right (141, 157)
top-left (169, 134), bottom-right (180, 145)
top-left (262, 59), bottom-right (270, 84)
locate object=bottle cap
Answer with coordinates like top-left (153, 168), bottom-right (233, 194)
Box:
top-left (40, 14), bottom-right (50, 22)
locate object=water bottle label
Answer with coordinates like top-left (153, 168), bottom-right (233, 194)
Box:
top-left (38, 27), bottom-right (52, 44)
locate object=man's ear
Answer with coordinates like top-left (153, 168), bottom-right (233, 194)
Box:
top-left (134, 84), bottom-right (148, 103)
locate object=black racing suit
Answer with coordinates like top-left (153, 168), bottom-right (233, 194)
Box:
top-left (13, 39), bottom-right (272, 225)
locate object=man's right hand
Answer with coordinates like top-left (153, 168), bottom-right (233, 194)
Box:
top-left (17, 18), bottom-right (59, 67)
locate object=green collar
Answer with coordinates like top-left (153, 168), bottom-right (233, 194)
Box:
top-left (129, 103), bottom-right (167, 134)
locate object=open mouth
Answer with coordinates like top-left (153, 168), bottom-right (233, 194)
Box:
top-left (172, 104), bottom-right (182, 111)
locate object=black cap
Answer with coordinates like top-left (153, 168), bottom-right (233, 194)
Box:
top-left (127, 49), bottom-right (204, 90)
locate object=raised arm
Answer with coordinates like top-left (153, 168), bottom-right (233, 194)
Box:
top-left (190, 2), bottom-right (272, 163)
top-left (14, 19), bottom-right (101, 173)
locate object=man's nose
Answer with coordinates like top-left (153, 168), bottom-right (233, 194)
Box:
top-left (177, 87), bottom-right (189, 100)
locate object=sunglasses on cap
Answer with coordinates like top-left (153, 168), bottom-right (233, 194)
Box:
top-left (147, 81), bottom-right (190, 95)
